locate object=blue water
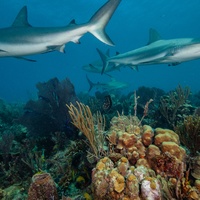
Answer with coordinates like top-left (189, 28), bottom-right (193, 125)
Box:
top-left (0, 0), bottom-right (200, 102)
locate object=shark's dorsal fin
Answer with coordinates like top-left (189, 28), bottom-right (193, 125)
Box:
top-left (12, 6), bottom-right (31, 27)
top-left (147, 28), bottom-right (161, 45)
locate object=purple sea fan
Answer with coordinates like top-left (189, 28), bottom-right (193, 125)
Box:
top-left (20, 77), bottom-right (79, 138)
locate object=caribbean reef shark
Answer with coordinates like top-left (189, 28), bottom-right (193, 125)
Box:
top-left (86, 75), bottom-right (128, 92)
top-left (82, 49), bottom-right (126, 74)
top-left (0, 0), bottom-right (121, 61)
top-left (97, 28), bottom-right (200, 74)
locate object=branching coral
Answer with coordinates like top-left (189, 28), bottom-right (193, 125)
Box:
top-left (67, 101), bottom-right (106, 159)
top-left (159, 85), bottom-right (190, 128)
top-left (175, 115), bottom-right (200, 156)
top-left (67, 101), bottom-right (98, 157)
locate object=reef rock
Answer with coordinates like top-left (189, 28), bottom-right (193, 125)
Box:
top-left (91, 115), bottom-right (199, 199)
top-left (27, 172), bottom-right (58, 200)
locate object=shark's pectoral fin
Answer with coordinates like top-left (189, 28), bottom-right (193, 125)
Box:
top-left (130, 65), bottom-right (139, 71)
top-left (0, 50), bottom-right (35, 62)
top-left (73, 39), bottom-right (81, 44)
top-left (14, 56), bottom-right (36, 62)
top-left (125, 64), bottom-right (139, 71)
top-left (47, 45), bottom-right (66, 53)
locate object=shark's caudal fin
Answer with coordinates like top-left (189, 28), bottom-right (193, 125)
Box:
top-left (88, 0), bottom-right (121, 46)
top-left (86, 75), bottom-right (95, 92)
top-left (96, 48), bottom-right (109, 74)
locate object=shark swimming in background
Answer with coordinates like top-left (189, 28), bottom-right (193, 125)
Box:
top-left (0, 0), bottom-right (121, 61)
top-left (82, 49), bottom-right (126, 74)
top-left (86, 75), bottom-right (128, 92)
top-left (97, 28), bottom-right (200, 74)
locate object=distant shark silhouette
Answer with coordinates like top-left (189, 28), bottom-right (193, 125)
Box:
top-left (82, 49), bottom-right (127, 74)
top-left (0, 0), bottom-right (121, 61)
top-left (97, 28), bottom-right (200, 74)
top-left (86, 75), bottom-right (128, 92)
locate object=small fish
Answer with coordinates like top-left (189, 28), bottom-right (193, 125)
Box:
top-left (102, 95), bottom-right (112, 112)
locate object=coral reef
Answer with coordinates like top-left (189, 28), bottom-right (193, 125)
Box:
top-left (2, 84), bottom-right (200, 199)
top-left (0, 185), bottom-right (27, 200)
top-left (92, 115), bottom-right (200, 199)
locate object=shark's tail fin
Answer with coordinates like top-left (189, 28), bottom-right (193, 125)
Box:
top-left (86, 75), bottom-right (95, 92)
top-left (96, 48), bottom-right (109, 74)
top-left (88, 0), bottom-right (121, 46)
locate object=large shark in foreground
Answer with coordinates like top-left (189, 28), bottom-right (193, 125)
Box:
top-left (0, 0), bottom-right (121, 61)
top-left (97, 28), bottom-right (200, 74)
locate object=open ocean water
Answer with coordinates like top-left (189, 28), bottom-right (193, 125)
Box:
top-left (0, 0), bottom-right (200, 102)
top-left (1, 1), bottom-right (200, 199)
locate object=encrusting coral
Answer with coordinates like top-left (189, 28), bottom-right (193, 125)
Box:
top-left (91, 115), bottom-right (200, 200)
top-left (92, 156), bottom-right (141, 200)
